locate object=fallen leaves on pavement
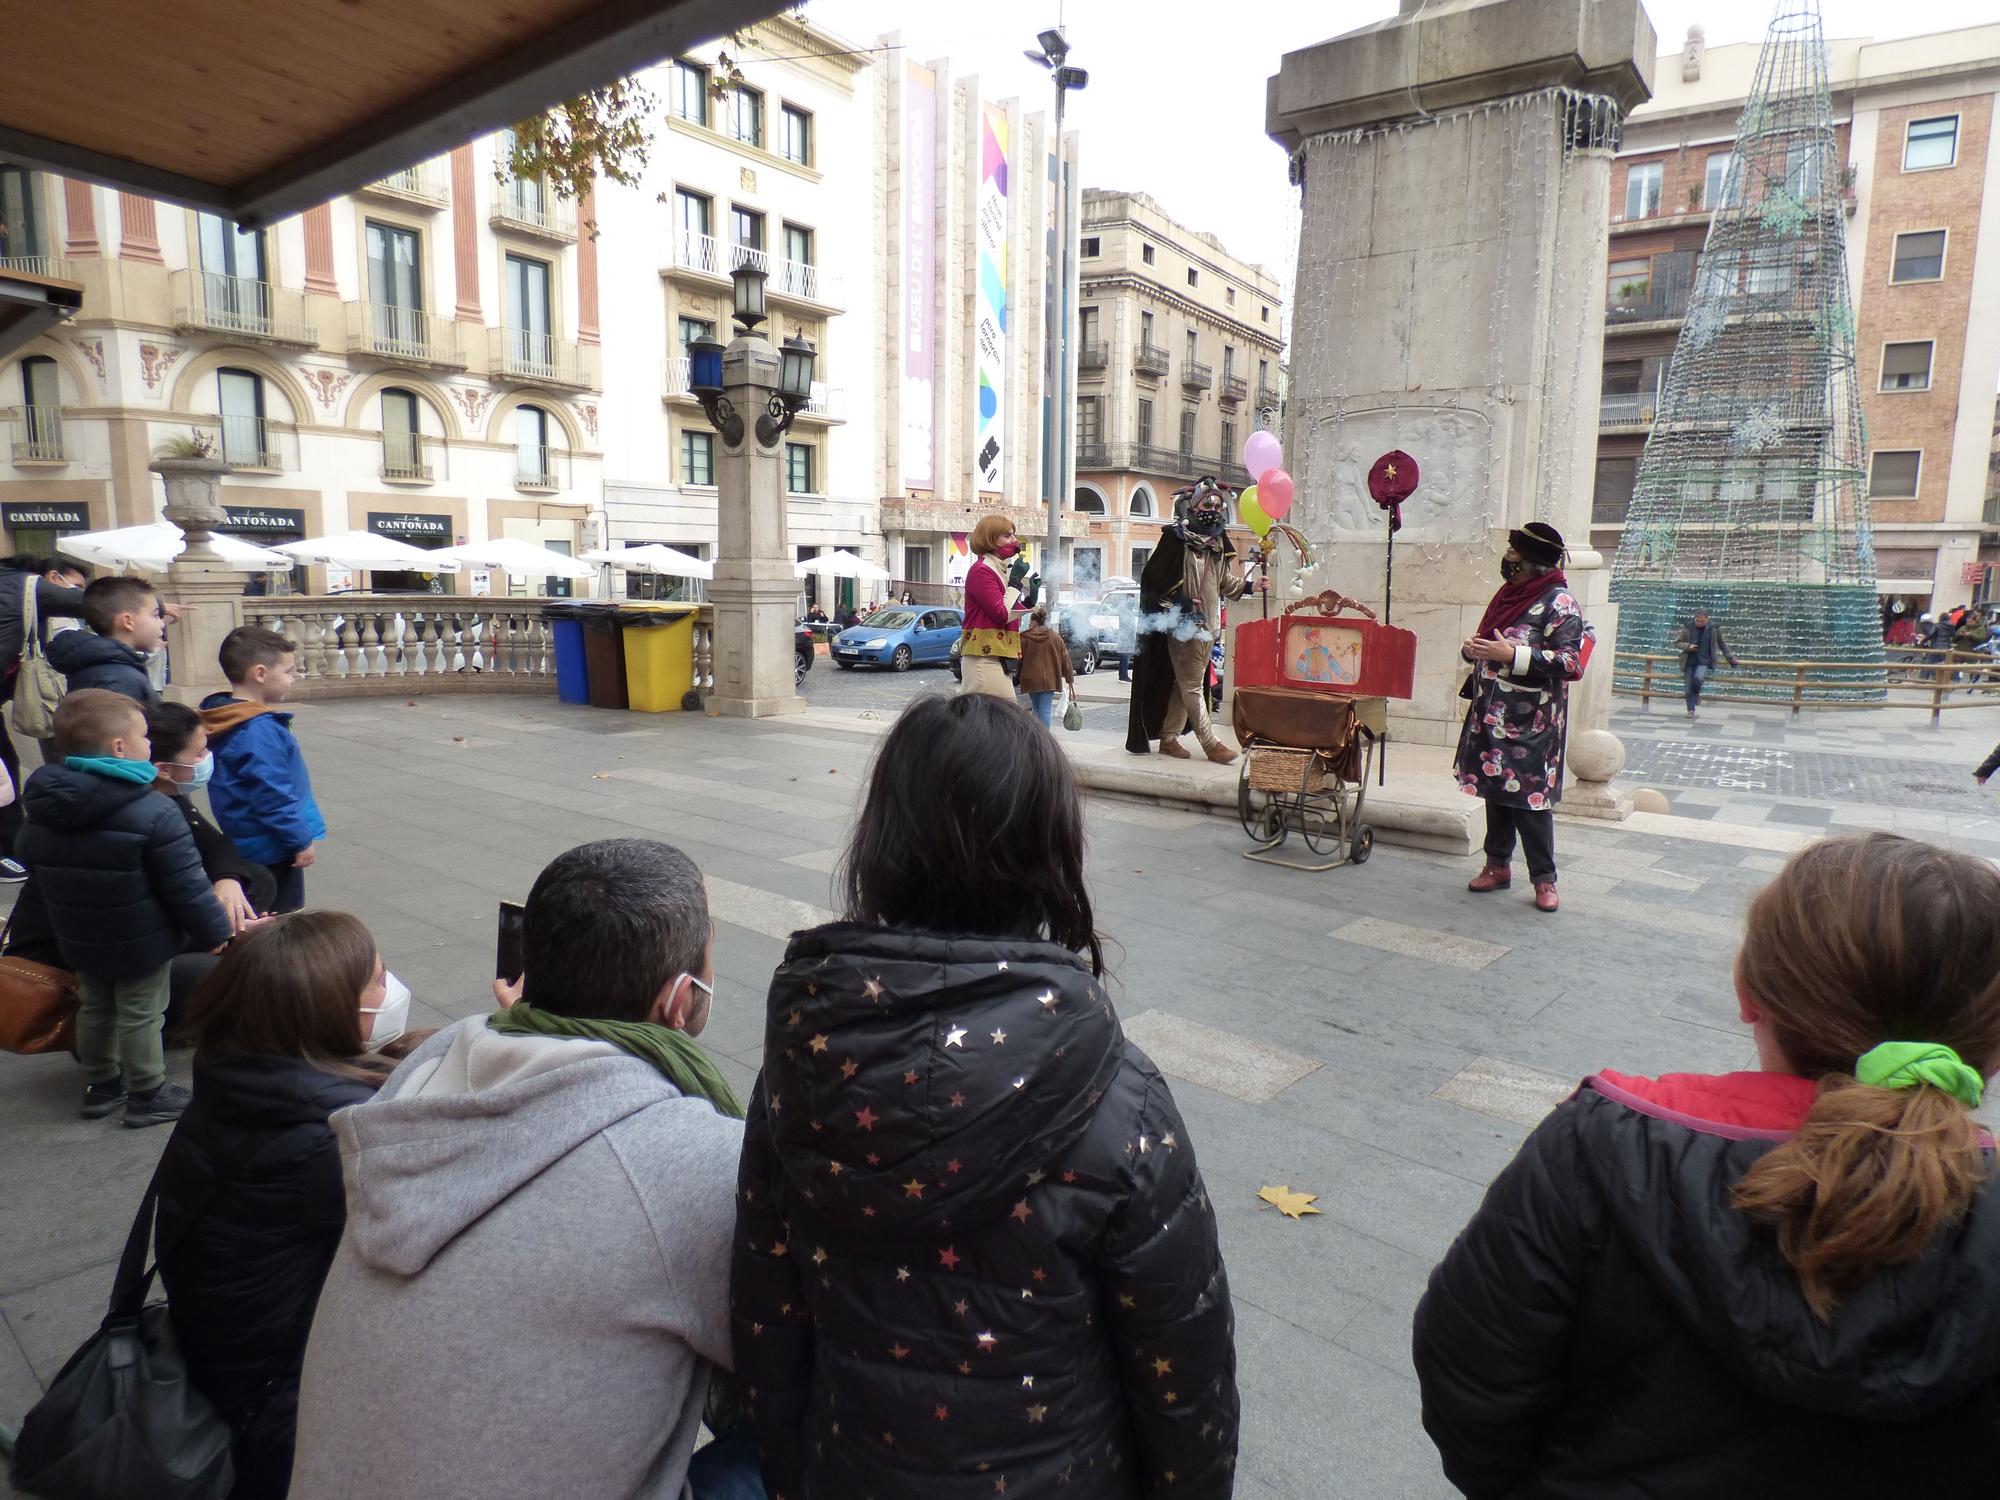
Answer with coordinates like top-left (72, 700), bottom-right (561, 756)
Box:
top-left (1257, 1184), bottom-right (1322, 1221)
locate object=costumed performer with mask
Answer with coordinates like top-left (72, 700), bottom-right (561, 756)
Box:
top-left (1454, 521), bottom-right (1589, 914)
top-left (1125, 476), bottom-right (1251, 763)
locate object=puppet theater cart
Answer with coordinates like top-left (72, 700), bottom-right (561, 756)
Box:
top-left (1230, 592), bottom-right (1417, 872)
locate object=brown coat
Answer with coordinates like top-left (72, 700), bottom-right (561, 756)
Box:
top-left (1016, 625), bottom-right (1074, 694)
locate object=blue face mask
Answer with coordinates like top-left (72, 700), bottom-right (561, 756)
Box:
top-left (154, 751), bottom-right (213, 792)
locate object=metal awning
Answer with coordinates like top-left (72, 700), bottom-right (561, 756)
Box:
top-left (0, 0), bottom-right (782, 228)
top-left (0, 264), bottom-right (83, 360)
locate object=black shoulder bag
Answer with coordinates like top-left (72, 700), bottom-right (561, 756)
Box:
top-left (10, 1167), bottom-right (237, 1500)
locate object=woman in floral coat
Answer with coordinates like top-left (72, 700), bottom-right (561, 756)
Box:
top-left (1454, 521), bottom-right (1589, 913)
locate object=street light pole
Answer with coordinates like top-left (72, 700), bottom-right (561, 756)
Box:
top-left (1027, 29), bottom-right (1086, 598)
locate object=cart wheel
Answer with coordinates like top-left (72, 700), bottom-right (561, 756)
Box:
top-left (1349, 825), bottom-right (1374, 865)
top-left (1237, 755), bottom-right (1284, 844)
top-left (1297, 756), bottom-right (1344, 857)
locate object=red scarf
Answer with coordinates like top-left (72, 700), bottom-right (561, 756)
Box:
top-left (1476, 567), bottom-right (1566, 639)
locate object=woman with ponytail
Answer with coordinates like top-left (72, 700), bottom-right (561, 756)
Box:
top-left (1413, 832), bottom-right (2000, 1496)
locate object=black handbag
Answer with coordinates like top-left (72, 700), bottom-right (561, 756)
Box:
top-left (10, 1170), bottom-right (236, 1500)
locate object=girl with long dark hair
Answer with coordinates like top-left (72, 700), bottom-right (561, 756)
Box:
top-left (732, 692), bottom-right (1239, 1498)
top-left (1416, 833), bottom-right (2000, 1494)
top-left (155, 912), bottom-right (403, 1498)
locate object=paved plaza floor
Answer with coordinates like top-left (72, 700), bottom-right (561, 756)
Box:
top-left (0, 687), bottom-right (1991, 1497)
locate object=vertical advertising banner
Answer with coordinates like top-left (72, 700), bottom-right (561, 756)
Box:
top-left (902, 63), bottom-right (937, 491)
top-left (975, 104), bottom-right (1010, 492)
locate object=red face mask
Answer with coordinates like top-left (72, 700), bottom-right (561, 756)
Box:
top-left (995, 540), bottom-right (1021, 560)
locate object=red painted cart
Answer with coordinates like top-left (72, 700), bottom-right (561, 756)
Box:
top-left (1230, 592), bottom-right (1417, 871)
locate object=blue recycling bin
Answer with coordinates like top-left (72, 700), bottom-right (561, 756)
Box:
top-left (545, 607), bottom-right (590, 705)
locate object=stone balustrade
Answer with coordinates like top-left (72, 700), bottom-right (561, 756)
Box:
top-left (239, 595), bottom-right (716, 703)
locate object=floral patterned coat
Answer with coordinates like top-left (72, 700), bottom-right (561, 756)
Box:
top-left (1453, 579), bottom-right (1590, 811)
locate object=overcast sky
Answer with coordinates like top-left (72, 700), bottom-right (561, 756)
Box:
top-left (804, 0), bottom-right (1998, 300)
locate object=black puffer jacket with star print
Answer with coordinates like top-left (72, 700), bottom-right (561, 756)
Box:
top-left (732, 921), bottom-right (1239, 1500)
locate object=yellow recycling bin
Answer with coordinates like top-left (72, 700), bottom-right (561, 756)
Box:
top-left (619, 603), bottom-right (700, 712)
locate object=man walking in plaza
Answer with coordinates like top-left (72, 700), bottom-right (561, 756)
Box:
top-left (289, 839), bottom-right (757, 1500)
top-left (1677, 609), bottom-right (1738, 719)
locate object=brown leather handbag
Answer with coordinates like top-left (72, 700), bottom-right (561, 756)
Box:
top-left (0, 916), bottom-right (79, 1054)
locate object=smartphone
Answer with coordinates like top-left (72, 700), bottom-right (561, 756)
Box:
top-left (496, 900), bottom-right (527, 983)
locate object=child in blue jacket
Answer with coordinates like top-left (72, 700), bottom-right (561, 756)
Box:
top-left (199, 626), bottom-right (324, 913)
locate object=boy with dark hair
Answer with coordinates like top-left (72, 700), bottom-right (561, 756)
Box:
top-left (17, 688), bottom-right (232, 1125)
top-left (199, 626), bottom-right (324, 913)
top-left (45, 575), bottom-right (164, 703)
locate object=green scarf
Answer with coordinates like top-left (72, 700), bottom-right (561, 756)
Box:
top-left (65, 755), bottom-right (158, 785)
top-left (487, 1002), bottom-right (743, 1119)
top-left (486, 1000), bottom-right (746, 1434)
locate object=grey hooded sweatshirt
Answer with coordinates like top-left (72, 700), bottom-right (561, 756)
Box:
top-left (288, 1017), bottom-right (744, 1500)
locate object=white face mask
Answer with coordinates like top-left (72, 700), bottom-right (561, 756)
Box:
top-left (361, 971), bottom-right (412, 1046)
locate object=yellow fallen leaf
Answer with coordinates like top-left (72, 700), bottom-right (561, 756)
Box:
top-left (591, 773), bottom-right (610, 780)
top-left (1257, 1184), bottom-right (1322, 1221)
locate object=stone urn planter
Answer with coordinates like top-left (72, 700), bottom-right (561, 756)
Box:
top-left (149, 449), bottom-right (230, 564)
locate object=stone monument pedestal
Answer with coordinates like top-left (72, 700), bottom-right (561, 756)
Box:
top-left (1267, 0), bottom-right (1653, 791)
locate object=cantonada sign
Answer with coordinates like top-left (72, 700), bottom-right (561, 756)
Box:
top-left (367, 511), bottom-right (451, 541)
top-left (1, 502), bottom-right (90, 528)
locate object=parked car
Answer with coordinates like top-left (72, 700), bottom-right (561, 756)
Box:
top-left (796, 621), bottom-right (816, 686)
top-left (832, 607), bottom-right (962, 671)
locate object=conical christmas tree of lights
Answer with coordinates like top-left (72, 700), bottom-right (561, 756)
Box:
top-left (1609, 0), bottom-right (1880, 699)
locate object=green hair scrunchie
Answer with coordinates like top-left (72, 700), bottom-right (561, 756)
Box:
top-left (1854, 1041), bottom-right (1984, 1110)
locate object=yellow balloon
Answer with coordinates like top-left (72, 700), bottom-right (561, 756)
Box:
top-left (1239, 489), bottom-right (1274, 538)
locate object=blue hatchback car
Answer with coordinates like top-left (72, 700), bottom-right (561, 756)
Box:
top-left (831, 606), bottom-right (962, 671)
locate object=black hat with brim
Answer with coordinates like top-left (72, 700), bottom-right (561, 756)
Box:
top-left (1508, 521), bottom-right (1566, 567)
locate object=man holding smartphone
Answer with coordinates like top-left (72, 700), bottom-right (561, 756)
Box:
top-left (291, 840), bottom-right (760, 1500)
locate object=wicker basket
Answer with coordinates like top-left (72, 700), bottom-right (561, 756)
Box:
top-left (1247, 746), bottom-right (1327, 795)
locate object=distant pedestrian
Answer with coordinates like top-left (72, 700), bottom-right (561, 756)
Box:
top-left (1677, 609), bottom-right (1738, 718)
top-left (1017, 603), bottom-right (1075, 728)
top-left (1925, 612), bottom-right (1956, 651)
top-left (958, 514), bottom-right (1027, 700)
top-left (1115, 591), bottom-right (1137, 683)
top-left (1415, 833), bottom-right (2000, 1495)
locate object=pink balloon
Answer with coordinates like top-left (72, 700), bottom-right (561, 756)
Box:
top-left (1259, 468), bottom-right (1295, 519)
top-left (1243, 430), bottom-right (1282, 480)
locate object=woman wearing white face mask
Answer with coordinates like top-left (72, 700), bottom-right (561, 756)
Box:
top-left (153, 911), bottom-right (410, 1498)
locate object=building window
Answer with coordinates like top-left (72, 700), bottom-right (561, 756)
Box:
top-left (1140, 310), bottom-right (1154, 344)
top-left (1879, 341), bottom-right (1933, 392)
top-left (732, 206), bottom-right (765, 264)
top-left (217, 368), bottom-right (269, 467)
top-left (1079, 306), bottom-right (1099, 345)
top-left (781, 103), bottom-right (813, 165)
top-left (1624, 161), bottom-right (1662, 219)
top-left (1261, 305), bottom-right (1270, 323)
top-left (1257, 358), bottom-right (1270, 390)
top-left (1609, 256), bottom-right (1652, 307)
top-left (676, 188), bottom-right (713, 249)
top-left (1184, 329), bottom-right (1198, 362)
top-left (785, 441), bottom-right (813, 494)
top-left (382, 387), bottom-right (424, 477)
top-left (1868, 450), bottom-right (1921, 498)
top-left (0, 163), bottom-right (44, 263)
top-left (1222, 347), bottom-right (1235, 382)
top-left (505, 253), bottom-right (552, 367)
top-left (1136, 399), bottom-right (1153, 448)
top-left (1904, 115), bottom-right (1958, 171)
top-left (1078, 396), bottom-right (1101, 449)
top-left (1784, 143), bottom-right (1820, 200)
top-left (1073, 490), bottom-right (1106, 517)
top-left (682, 429), bottom-right (716, 486)
top-left (1132, 544), bottom-right (1152, 575)
top-left (1703, 152), bottom-right (1735, 209)
top-left (782, 221), bottom-right (813, 268)
top-left (18, 355), bottom-right (59, 458)
top-left (904, 544), bottom-right (932, 584)
top-left (516, 405), bottom-right (552, 485)
top-left (1593, 458), bottom-right (1637, 523)
top-left (674, 61), bottom-right (709, 125)
top-left (678, 315), bottom-right (716, 349)
top-left (1130, 487), bottom-right (1154, 518)
top-left (20, 354), bottom-right (58, 412)
top-left (365, 220), bottom-right (423, 344)
top-left (196, 213), bottom-right (265, 282)
top-left (1141, 243), bottom-right (1155, 266)
top-left (1178, 408), bottom-right (1196, 455)
top-left (1220, 421), bottom-right (1235, 468)
top-left (1225, 287), bottom-right (1235, 307)
top-left (1186, 267), bottom-right (1198, 288)
top-left (733, 86), bottom-right (763, 147)
top-left (1891, 230), bottom-right (1946, 283)
top-left (1080, 236), bottom-right (1100, 257)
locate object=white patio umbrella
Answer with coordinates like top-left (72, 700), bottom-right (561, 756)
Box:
top-left (428, 536), bottom-right (594, 580)
top-left (58, 521), bottom-right (292, 574)
top-left (581, 543), bottom-right (714, 580)
top-left (275, 531), bottom-right (460, 572)
top-left (795, 549), bottom-right (893, 583)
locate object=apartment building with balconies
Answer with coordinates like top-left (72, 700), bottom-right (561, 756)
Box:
top-left (1072, 189), bottom-right (1285, 587)
top-left (592, 16), bottom-right (878, 605)
top-left (1592, 21), bottom-right (2000, 613)
top-left (0, 138), bottom-right (604, 591)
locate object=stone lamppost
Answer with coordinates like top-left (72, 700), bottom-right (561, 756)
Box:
top-left (688, 265), bottom-right (816, 718)
top-left (155, 439), bottom-right (245, 704)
